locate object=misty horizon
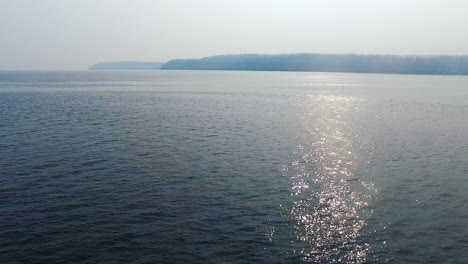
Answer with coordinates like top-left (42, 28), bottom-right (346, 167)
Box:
top-left (2, 0), bottom-right (468, 70)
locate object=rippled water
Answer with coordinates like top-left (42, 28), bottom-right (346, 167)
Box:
top-left (1, 71), bottom-right (467, 263)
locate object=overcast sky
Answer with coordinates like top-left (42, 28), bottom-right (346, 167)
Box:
top-left (1, 0), bottom-right (468, 70)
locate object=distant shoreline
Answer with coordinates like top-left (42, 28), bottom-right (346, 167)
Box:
top-left (160, 53), bottom-right (468, 75)
top-left (161, 68), bottom-right (468, 76)
top-left (88, 53), bottom-right (468, 75)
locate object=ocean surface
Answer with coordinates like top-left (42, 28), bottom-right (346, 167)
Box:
top-left (0, 70), bottom-right (467, 264)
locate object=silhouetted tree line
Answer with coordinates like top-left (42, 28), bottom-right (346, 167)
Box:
top-left (161, 54), bottom-right (468, 75)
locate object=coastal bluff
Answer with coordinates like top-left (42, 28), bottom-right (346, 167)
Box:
top-left (161, 53), bottom-right (468, 75)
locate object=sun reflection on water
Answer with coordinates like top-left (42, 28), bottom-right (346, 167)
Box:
top-left (285, 95), bottom-right (376, 263)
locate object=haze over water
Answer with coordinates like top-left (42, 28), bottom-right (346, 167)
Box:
top-left (1, 71), bottom-right (467, 263)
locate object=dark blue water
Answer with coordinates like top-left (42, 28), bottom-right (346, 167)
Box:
top-left (1, 71), bottom-right (467, 263)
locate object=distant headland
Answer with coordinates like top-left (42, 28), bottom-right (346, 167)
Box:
top-left (88, 61), bottom-right (165, 70)
top-left (161, 53), bottom-right (468, 75)
top-left (90, 54), bottom-right (468, 75)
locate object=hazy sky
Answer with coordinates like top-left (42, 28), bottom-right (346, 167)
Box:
top-left (1, 0), bottom-right (468, 70)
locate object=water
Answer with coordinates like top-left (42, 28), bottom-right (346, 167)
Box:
top-left (1, 71), bottom-right (467, 263)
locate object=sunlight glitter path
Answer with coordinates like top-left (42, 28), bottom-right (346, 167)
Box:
top-left (285, 96), bottom-right (376, 263)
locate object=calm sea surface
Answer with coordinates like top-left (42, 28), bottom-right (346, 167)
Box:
top-left (1, 71), bottom-right (467, 263)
